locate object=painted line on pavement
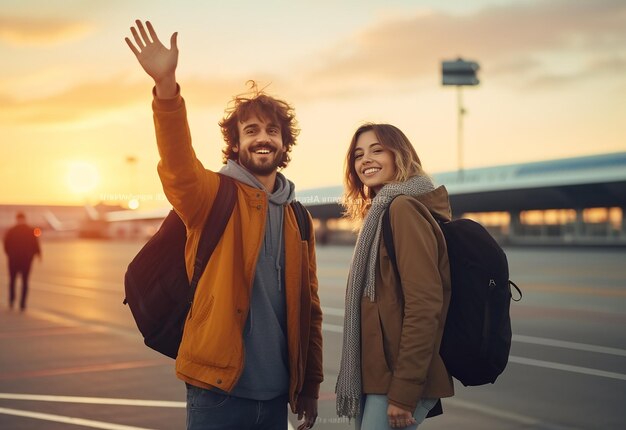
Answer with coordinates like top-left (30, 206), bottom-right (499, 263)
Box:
top-left (0, 326), bottom-right (99, 339)
top-left (0, 359), bottom-right (165, 381)
top-left (513, 283), bottom-right (626, 297)
top-left (0, 407), bottom-right (155, 430)
top-left (0, 392), bottom-right (581, 430)
top-left (322, 307), bottom-right (626, 357)
top-left (507, 356), bottom-right (626, 381)
top-left (443, 398), bottom-right (583, 430)
top-left (0, 394), bottom-right (297, 430)
top-left (513, 334), bottom-right (626, 357)
top-left (287, 391), bottom-right (579, 430)
top-left (43, 275), bottom-right (121, 292)
top-left (321, 307), bottom-right (345, 317)
top-left (32, 281), bottom-right (101, 299)
top-left (322, 321), bottom-right (626, 382)
top-left (0, 393), bottom-right (184, 407)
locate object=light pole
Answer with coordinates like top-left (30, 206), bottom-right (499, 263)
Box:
top-left (442, 58), bottom-right (480, 181)
top-left (126, 156), bottom-right (139, 209)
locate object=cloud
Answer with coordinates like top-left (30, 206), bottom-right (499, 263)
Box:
top-left (305, 0), bottom-right (626, 88)
top-left (0, 16), bottom-right (93, 46)
top-left (0, 74), bottom-right (255, 125)
top-left (3, 0), bottom-right (625, 126)
top-left (525, 55), bottom-right (626, 90)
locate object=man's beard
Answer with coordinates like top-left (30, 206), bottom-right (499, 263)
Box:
top-left (238, 148), bottom-right (284, 176)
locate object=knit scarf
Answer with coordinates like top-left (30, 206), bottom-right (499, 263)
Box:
top-left (336, 175), bottom-right (435, 419)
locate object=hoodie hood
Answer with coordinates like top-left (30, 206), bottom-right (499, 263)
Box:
top-left (219, 160), bottom-right (295, 205)
top-left (414, 185), bottom-right (452, 222)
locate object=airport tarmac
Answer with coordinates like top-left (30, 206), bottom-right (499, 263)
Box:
top-left (1, 240), bottom-right (625, 429)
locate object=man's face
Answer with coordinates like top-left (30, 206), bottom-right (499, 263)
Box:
top-left (235, 115), bottom-right (285, 176)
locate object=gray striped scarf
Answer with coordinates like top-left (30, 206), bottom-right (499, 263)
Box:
top-left (336, 175), bottom-right (435, 419)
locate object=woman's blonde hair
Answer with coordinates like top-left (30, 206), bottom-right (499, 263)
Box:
top-left (343, 123), bottom-right (426, 225)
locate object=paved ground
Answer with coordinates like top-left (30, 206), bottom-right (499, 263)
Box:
top-left (0, 307), bottom-right (531, 430)
top-left (1, 241), bottom-right (625, 429)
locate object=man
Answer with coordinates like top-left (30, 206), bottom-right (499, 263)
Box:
top-left (3, 212), bottom-right (41, 310)
top-left (125, 20), bottom-right (323, 430)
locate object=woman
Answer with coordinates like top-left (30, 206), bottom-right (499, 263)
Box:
top-left (336, 123), bottom-right (454, 429)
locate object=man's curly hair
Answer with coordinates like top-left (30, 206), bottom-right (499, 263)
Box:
top-left (219, 81), bottom-right (300, 169)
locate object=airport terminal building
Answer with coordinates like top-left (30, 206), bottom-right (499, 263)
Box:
top-left (1, 152), bottom-right (625, 246)
top-left (299, 151), bottom-right (626, 247)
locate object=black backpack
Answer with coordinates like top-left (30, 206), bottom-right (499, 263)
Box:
top-left (382, 199), bottom-right (522, 387)
top-left (123, 174), bottom-right (311, 359)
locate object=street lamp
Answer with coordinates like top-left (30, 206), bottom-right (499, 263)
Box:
top-left (442, 58), bottom-right (480, 181)
top-left (126, 156), bottom-right (139, 209)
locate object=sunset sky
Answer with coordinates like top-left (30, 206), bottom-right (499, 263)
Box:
top-left (1, 0), bottom-right (625, 208)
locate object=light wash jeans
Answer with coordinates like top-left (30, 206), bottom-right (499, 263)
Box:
top-left (186, 383), bottom-right (288, 430)
top-left (356, 395), bottom-right (438, 430)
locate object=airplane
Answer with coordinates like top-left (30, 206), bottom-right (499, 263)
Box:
top-left (44, 205), bottom-right (170, 239)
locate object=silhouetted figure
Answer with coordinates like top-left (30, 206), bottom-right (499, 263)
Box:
top-left (3, 212), bottom-right (41, 310)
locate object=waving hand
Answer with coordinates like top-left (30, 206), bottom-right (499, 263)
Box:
top-left (125, 20), bottom-right (178, 98)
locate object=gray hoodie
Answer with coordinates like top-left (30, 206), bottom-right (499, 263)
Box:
top-left (219, 160), bottom-right (294, 400)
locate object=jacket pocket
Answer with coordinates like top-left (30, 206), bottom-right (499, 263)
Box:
top-left (180, 294), bottom-right (234, 369)
top-left (361, 299), bottom-right (392, 390)
top-left (188, 294), bottom-right (214, 327)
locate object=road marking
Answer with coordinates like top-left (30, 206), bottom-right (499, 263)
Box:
top-left (323, 322), bottom-right (344, 333)
top-left (0, 359), bottom-right (165, 381)
top-left (32, 281), bottom-right (101, 299)
top-left (321, 307), bottom-right (345, 317)
top-left (443, 398), bottom-right (583, 430)
top-left (513, 334), bottom-right (626, 357)
top-left (0, 393), bottom-right (184, 407)
top-left (0, 394), bottom-right (298, 429)
top-left (0, 407), bottom-right (155, 430)
top-left (43, 275), bottom-right (121, 292)
top-left (0, 326), bottom-right (99, 339)
top-left (507, 356), bottom-right (626, 381)
top-left (511, 305), bottom-right (626, 324)
top-left (323, 307), bottom-right (626, 356)
top-left (19, 308), bottom-right (142, 340)
top-left (322, 320), bottom-right (626, 382)
top-left (515, 283), bottom-right (626, 297)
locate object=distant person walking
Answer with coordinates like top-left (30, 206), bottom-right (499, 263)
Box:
top-left (3, 212), bottom-right (41, 310)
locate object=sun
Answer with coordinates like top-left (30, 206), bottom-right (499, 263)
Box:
top-left (66, 161), bottom-right (100, 195)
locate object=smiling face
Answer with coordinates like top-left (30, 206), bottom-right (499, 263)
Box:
top-left (234, 115), bottom-right (286, 176)
top-left (353, 130), bottom-right (397, 194)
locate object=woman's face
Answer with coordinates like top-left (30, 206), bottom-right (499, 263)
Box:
top-left (353, 130), bottom-right (396, 194)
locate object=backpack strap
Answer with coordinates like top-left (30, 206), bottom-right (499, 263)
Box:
top-left (290, 200), bottom-right (311, 242)
top-left (187, 174), bottom-right (238, 303)
top-left (382, 197), bottom-right (400, 279)
top-left (510, 280), bottom-right (523, 301)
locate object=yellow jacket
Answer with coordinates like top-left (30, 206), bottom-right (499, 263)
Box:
top-left (152, 93), bottom-right (323, 408)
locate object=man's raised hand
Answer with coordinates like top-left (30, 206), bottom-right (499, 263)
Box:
top-left (125, 20), bottom-right (178, 98)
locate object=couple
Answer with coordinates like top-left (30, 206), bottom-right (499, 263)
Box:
top-left (126, 20), bottom-right (453, 430)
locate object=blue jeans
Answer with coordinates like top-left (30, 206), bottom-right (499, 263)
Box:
top-left (356, 395), bottom-right (438, 430)
top-left (186, 383), bottom-right (288, 430)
